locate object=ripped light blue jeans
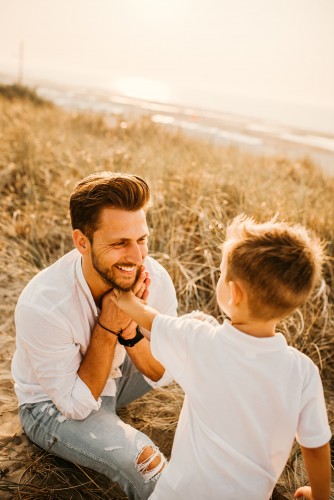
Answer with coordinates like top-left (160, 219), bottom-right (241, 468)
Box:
top-left (19, 355), bottom-right (166, 500)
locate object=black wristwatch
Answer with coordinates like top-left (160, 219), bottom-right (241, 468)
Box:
top-left (118, 325), bottom-right (144, 347)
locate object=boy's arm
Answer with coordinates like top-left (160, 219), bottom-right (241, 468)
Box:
top-left (294, 442), bottom-right (331, 500)
top-left (110, 289), bottom-right (159, 337)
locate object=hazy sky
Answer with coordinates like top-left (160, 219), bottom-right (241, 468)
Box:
top-left (0, 0), bottom-right (333, 109)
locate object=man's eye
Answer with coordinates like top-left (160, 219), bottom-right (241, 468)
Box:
top-left (111, 242), bottom-right (125, 248)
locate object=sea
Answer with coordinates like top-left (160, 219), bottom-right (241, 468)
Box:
top-left (2, 73), bottom-right (334, 176)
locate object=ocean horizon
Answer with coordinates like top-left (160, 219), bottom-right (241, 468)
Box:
top-left (1, 70), bottom-right (334, 175)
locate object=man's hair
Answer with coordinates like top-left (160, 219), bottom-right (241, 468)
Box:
top-left (69, 171), bottom-right (151, 241)
top-left (224, 215), bottom-right (324, 320)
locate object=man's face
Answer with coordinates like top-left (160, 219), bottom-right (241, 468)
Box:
top-left (89, 207), bottom-right (149, 291)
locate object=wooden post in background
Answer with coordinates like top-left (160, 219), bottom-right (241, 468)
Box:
top-left (18, 41), bottom-right (24, 84)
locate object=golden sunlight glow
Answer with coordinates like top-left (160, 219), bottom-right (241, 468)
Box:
top-left (114, 77), bottom-right (171, 103)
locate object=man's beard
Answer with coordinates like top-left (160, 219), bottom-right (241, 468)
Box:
top-left (91, 249), bottom-right (141, 291)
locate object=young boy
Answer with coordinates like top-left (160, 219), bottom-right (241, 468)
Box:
top-left (108, 215), bottom-right (331, 500)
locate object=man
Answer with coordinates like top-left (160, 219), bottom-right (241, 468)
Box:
top-left (11, 171), bottom-right (178, 499)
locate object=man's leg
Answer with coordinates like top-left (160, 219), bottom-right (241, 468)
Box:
top-left (19, 396), bottom-right (166, 500)
top-left (115, 353), bottom-right (153, 409)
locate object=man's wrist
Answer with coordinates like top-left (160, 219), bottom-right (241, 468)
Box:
top-left (118, 325), bottom-right (144, 347)
top-left (97, 317), bottom-right (132, 336)
top-left (119, 322), bottom-right (137, 340)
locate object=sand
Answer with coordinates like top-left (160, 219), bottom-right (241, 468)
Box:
top-left (0, 321), bottom-right (27, 497)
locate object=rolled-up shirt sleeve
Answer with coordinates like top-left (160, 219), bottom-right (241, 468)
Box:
top-left (14, 304), bottom-right (100, 420)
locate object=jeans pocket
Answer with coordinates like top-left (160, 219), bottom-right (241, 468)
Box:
top-left (20, 403), bottom-right (35, 411)
top-left (19, 401), bottom-right (53, 430)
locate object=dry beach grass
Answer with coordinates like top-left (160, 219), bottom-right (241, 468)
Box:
top-left (0, 84), bottom-right (333, 498)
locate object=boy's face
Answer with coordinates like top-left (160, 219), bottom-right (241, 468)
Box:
top-left (216, 245), bottom-right (231, 316)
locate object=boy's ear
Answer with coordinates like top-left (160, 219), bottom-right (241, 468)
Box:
top-left (229, 280), bottom-right (244, 306)
top-left (73, 229), bottom-right (90, 255)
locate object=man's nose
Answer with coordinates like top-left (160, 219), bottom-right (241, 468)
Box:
top-left (126, 242), bottom-right (144, 264)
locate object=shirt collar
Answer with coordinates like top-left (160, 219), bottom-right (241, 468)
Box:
top-left (75, 252), bottom-right (99, 317)
top-left (222, 319), bottom-right (288, 353)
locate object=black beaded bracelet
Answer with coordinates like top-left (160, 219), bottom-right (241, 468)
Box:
top-left (118, 325), bottom-right (144, 347)
top-left (97, 318), bottom-right (123, 336)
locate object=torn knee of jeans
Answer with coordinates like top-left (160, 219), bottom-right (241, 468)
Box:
top-left (134, 443), bottom-right (167, 483)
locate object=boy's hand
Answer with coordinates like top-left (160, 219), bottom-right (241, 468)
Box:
top-left (111, 288), bottom-right (136, 311)
top-left (294, 486), bottom-right (313, 499)
top-left (110, 265), bottom-right (150, 310)
top-left (100, 267), bottom-right (149, 330)
top-left (110, 265), bottom-right (157, 333)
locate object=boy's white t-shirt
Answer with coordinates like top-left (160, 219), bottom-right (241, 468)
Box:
top-left (149, 315), bottom-right (331, 500)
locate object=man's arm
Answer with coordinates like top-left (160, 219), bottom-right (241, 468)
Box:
top-left (78, 320), bottom-right (118, 400)
top-left (104, 288), bottom-right (165, 381)
top-left (294, 442), bottom-right (331, 500)
top-left (122, 332), bottom-right (166, 381)
top-left (79, 273), bottom-right (149, 400)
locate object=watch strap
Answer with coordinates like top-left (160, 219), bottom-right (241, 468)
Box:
top-left (118, 325), bottom-right (144, 347)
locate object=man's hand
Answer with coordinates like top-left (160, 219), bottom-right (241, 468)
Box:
top-left (108, 267), bottom-right (158, 334)
top-left (107, 266), bottom-right (164, 381)
top-left (181, 310), bottom-right (220, 326)
top-left (100, 266), bottom-right (150, 333)
top-left (78, 266), bottom-right (152, 399)
top-left (134, 267), bottom-right (150, 302)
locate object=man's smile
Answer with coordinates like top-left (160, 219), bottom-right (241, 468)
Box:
top-left (115, 264), bottom-right (138, 273)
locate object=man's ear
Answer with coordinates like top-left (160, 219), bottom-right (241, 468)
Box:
top-left (73, 229), bottom-right (90, 255)
top-left (229, 280), bottom-right (244, 306)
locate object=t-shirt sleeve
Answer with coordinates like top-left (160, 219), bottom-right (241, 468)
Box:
top-left (296, 362), bottom-right (331, 448)
top-left (142, 259), bottom-right (178, 387)
top-left (147, 260), bottom-right (178, 317)
top-left (150, 315), bottom-right (188, 381)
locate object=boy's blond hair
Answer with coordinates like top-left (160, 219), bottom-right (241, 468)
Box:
top-left (224, 215), bottom-right (324, 320)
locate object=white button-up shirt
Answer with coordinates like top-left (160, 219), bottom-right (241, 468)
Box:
top-left (12, 249), bottom-right (178, 420)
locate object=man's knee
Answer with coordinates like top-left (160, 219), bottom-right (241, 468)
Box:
top-left (135, 443), bottom-right (166, 482)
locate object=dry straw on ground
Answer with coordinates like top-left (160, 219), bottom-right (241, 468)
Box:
top-left (0, 85), bottom-right (333, 498)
